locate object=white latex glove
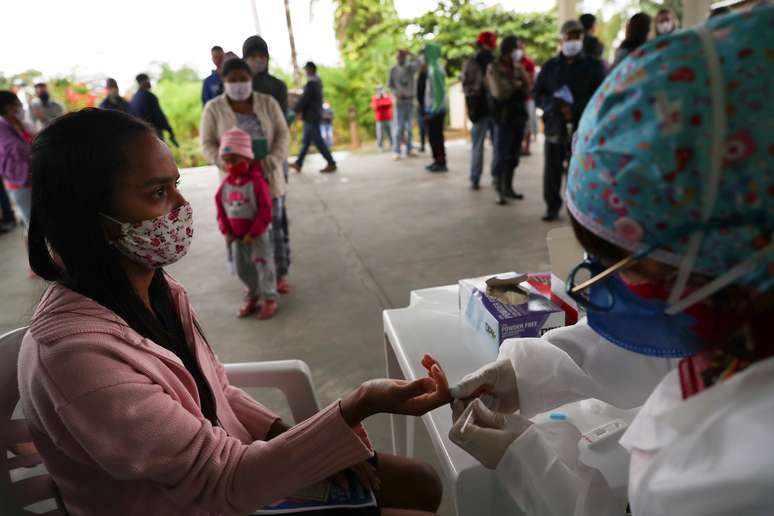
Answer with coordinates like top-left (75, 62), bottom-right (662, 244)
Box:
top-left (449, 398), bottom-right (532, 469)
top-left (449, 359), bottom-right (520, 413)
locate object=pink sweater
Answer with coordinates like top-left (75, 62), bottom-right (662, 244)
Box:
top-left (17, 277), bottom-right (372, 515)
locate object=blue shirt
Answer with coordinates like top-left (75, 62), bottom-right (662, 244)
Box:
top-left (202, 70), bottom-right (223, 105)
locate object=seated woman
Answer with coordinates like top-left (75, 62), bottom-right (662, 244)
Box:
top-left (18, 108), bottom-right (448, 516)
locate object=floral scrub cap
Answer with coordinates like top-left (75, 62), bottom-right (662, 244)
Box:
top-left (567, 6), bottom-right (773, 296)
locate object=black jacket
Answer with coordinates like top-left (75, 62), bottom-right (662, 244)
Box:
top-left (533, 52), bottom-right (606, 137)
top-left (294, 75), bottom-right (324, 124)
top-left (583, 35), bottom-right (605, 60)
top-left (252, 71), bottom-right (289, 117)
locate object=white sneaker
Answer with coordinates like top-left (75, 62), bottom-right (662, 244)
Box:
top-left (393, 154), bottom-right (402, 161)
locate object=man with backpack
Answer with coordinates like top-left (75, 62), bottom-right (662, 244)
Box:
top-left (461, 31), bottom-right (497, 190)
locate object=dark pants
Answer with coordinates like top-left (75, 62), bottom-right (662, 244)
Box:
top-left (492, 118), bottom-right (526, 181)
top-left (543, 134), bottom-right (569, 215)
top-left (0, 181), bottom-right (16, 224)
top-left (296, 122), bottom-right (336, 167)
top-left (427, 112), bottom-right (446, 166)
top-left (417, 107), bottom-right (427, 150)
top-left (272, 196), bottom-right (290, 277)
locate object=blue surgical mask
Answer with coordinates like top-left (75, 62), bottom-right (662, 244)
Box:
top-left (568, 258), bottom-right (704, 358)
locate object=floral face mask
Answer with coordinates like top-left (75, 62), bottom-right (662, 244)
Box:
top-left (102, 203), bottom-right (194, 269)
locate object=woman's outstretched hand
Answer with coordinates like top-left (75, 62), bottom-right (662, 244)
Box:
top-left (340, 355), bottom-right (453, 427)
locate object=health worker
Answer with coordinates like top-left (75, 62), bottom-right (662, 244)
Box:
top-left (444, 8), bottom-right (773, 515)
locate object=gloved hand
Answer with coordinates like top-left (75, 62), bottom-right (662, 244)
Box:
top-left (449, 359), bottom-right (520, 413)
top-left (449, 398), bottom-right (532, 469)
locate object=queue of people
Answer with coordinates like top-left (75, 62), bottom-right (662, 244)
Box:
top-left (4, 6), bottom-right (771, 516)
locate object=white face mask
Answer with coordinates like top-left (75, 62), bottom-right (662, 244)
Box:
top-left (246, 57), bottom-right (267, 75)
top-left (562, 39), bottom-right (583, 57)
top-left (511, 49), bottom-right (524, 61)
top-left (102, 203), bottom-right (194, 270)
top-left (657, 20), bottom-right (675, 34)
top-left (224, 81), bottom-right (252, 101)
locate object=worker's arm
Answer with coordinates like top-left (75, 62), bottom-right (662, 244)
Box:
top-left (502, 319), bottom-right (675, 418)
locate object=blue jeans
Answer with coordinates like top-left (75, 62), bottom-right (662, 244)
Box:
top-left (7, 186), bottom-right (31, 228)
top-left (296, 122), bottom-right (336, 167)
top-left (376, 120), bottom-right (393, 149)
top-left (470, 116), bottom-right (494, 185)
top-left (393, 101), bottom-right (414, 155)
top-left (320, 123), bottom-right (333, 148)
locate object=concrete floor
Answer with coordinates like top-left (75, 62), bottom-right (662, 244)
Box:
top-left (1, 137), bottom-right (566, 515)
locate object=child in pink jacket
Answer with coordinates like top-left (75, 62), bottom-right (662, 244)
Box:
top-left (216, 128), bottom-right (278, 319)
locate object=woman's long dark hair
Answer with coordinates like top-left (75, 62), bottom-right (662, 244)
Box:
top-left (28, 108), bottom-right (175, 346)
top-left (621, 12), bottom-right (652, 51)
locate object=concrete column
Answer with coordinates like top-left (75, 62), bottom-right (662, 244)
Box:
top-left (558, 0), bottom-right (576, 26)
top-left (683, 0), bottom-right (712, 26)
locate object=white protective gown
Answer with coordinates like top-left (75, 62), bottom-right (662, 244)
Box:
top-left (493, 319), bottom-right (774, 515)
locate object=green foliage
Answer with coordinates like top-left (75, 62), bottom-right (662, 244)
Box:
top-left (154, 64), bottom-right (208, 168)
top-left (410, 1), bottom-right (558, 75)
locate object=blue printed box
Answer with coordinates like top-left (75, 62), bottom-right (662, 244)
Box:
top-left (460, 274), bottom-right (565, 347)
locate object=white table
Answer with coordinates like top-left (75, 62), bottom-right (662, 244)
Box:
top-left (383, 283), bottom-right (637, 516)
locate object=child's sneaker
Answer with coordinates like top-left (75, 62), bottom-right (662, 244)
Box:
top-left (238, 297), bottom-right (260, 318)
top-left (277, 276), bottom-right (290, 295)
top-left (258, 299), bottom-right (278, 320)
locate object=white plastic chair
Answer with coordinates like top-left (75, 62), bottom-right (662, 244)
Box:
top-left (0, 326), bottom-right (321, 515)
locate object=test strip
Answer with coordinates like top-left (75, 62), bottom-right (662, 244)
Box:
top-left (581, 419), bottom-right (628, 447)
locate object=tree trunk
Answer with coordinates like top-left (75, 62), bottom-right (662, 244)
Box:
top-left (283, 0), bottom-right (303, 87)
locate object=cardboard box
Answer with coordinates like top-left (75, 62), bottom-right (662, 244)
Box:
top-left (550, 273), bottom-right (585, 326)
top-left (459, 273), bottom-right (565, 347)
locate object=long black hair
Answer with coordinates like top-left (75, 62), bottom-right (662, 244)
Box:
top-left (620, 12), bottom-right (652, 51)
top-left (28, 108), bottom-right (175, 346)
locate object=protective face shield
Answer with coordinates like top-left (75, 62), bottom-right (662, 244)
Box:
top-left (561, 39), bottom-right (583, 57)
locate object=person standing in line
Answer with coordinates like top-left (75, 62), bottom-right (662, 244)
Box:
top-left (461, 31), bottom-right (496, 191)
top-left (29, 83), bottom-right (64, 132)
top-left (242, 36), bottom-right (292, 295)
top-left (202, 45), bottom-right (225, 105)
top-left (289, 62), bottom-right (337, 174)
top-left (200, 58), bottom-right (292, 296)
top-left (130, 74), bottom-right (178, 147)
top-left (486, 35), bottom-right (530, 205)
top-left (0, 91), bottom-right (33, 230)
top-left (215, 128), bottom-right (279, 319)
top-left (580, 13), bottom-right (605, 60)
top-left (654, 8), bottom-right (679, 36)
top-left (612, 12), bottom-right (652, 69)
top-left (416, 60), bottom-right (428, 153)
top-left (371, 86), bottom-right (394, 151)
top-left (243, 36), bottom-right (289, 118)
top-left (517, 39), bottom-right (537, 157)
top-left (423, 43), bottom-right (448, 173)
top-left (98, 78), bottom-right (131, 113)
top-left (320, 101), bottom-right (334, 148)
top-left (534, 19), bottom-right (605, 221)
top-left (388, 49), bottom-right (420, 160)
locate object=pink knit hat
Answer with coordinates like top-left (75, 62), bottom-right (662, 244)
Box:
top-left (219, 128), bottom-right (254, 159)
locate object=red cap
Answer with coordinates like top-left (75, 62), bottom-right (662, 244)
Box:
top-left (477, 31), bottom-right (497, 50)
